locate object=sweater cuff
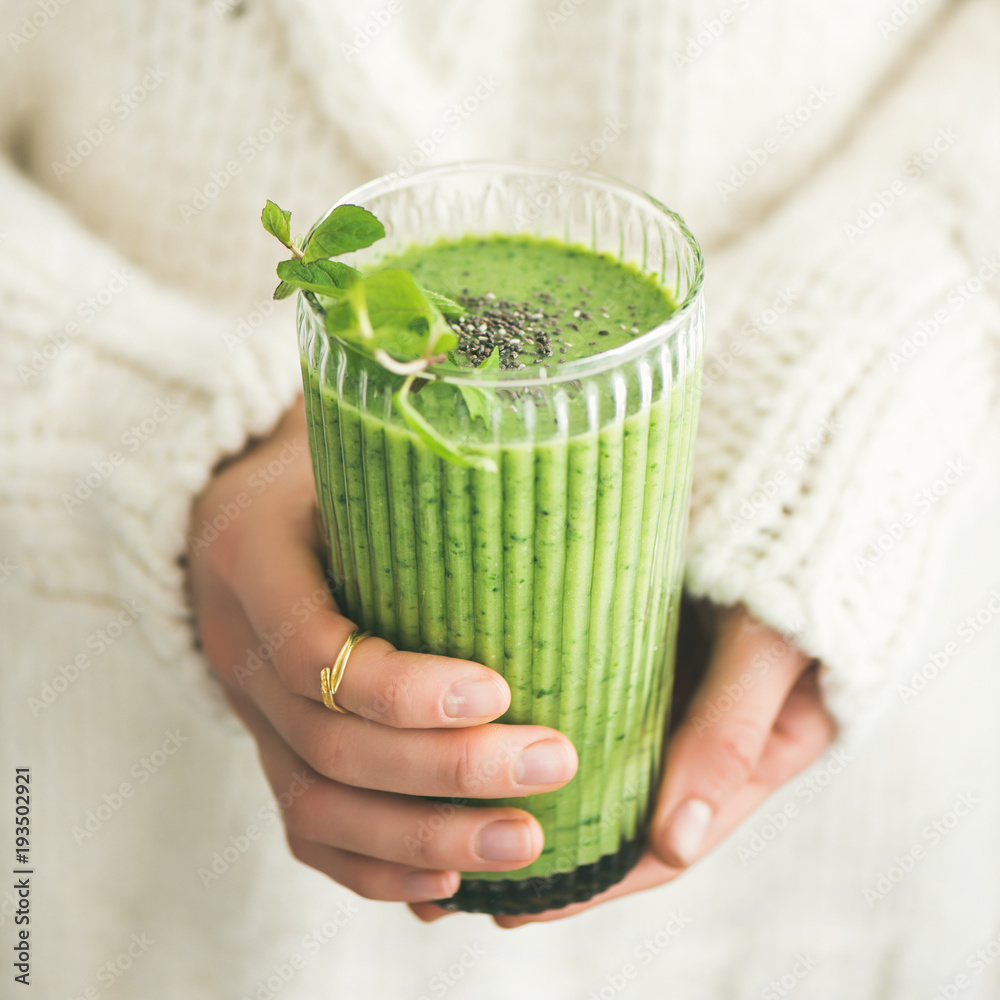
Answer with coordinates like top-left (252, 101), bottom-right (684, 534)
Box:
top-left (0, 157), bottom-right (302, 722)
top-left (685, 197), bottom-right (999, 740)
top-left (693, 162), bottom-right (1000, 741)
top-left (681, 0), bottom-right (1000, 739)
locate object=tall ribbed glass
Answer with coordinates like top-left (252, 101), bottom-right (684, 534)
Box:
top-left (297, 163), bottom-right (704, 914)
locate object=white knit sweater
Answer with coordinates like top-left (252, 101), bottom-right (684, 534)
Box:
top-left (3, 1), bottom-right (999, 997)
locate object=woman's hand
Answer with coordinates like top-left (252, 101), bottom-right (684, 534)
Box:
top-left (186, 398), bottom-right (578, 903)
top-left (412, 606), bottom-right (836, 926)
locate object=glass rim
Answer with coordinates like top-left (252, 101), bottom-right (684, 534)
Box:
top-left (306, 159), bottom-right (705, 388)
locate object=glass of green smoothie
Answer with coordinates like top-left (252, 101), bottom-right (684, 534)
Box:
top-left (296, 161), bottom-right (704, 914)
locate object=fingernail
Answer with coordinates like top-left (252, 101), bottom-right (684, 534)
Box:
top-left (444, 677), bottom-right (506, 719)
top-left (664, 799), bottom-right (713, 866)
top-left (475, 820), bottom-right (535, 862)
top-left (513, 739), bottom-right (575, 786)
top-left (404, 870), bottom-right (458, 899)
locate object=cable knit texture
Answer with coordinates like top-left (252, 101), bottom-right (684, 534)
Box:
top-left (2, 0), bottom-right (999, 996)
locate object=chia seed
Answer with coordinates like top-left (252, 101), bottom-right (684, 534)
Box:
top-left (446, 290), bottom-right (571, 369)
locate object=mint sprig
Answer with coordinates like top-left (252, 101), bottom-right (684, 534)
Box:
top-left (262, 199), bottom-right (496, 472)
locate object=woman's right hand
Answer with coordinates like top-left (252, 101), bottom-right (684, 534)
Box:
top-left (186, 399), bottom-right (578, 902)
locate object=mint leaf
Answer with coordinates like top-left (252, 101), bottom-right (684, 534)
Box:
top-left (431, 324), bottom-right (459, 355)
top-left (322, 270), bottom-right (458, 366)
top-left (364, 270), bottom-right (457, 358)
top-left (276, 258), bottom-right (359, 296)
top-left (322, 296), bottom-right (361, 338)
top-left (273, 280), bottom-right (297, 300)
top-left (302, 204), bottom-right (385, 264)
top-left (261, 200), bottom-right (292, 247)
top-left (432, 347), bottom-right (500, 426)
top-left (439, 346), bottom-right (499, 427)
top-left (478, 345), bottom-right (500, 372)
top-left (364, 268), bottom-right (430, 325)
top-left (424, 289), bottom-right (466, 318)
top-left (458, 386), bottom-right (490, 426)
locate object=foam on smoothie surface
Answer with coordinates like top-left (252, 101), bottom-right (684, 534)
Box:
top-left (381, 234), bottom-right (676, 368)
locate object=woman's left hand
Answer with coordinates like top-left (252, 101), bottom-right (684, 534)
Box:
top-left (410, 606), bottom-right (836, 927)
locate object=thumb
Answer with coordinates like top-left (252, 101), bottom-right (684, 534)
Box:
top-left (652, 608), bottom-right (807, 868)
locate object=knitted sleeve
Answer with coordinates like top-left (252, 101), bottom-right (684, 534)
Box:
top-left (0, 155), bottom-right (302, 719)
top-left (684, 0), bottom-right (1000, 737)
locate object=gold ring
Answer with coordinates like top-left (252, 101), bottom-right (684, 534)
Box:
top-left (320, 629), bottom-right (371, 714)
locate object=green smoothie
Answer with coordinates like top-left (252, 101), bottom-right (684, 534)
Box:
top-left (301, 233), bottom-right (700, 913)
